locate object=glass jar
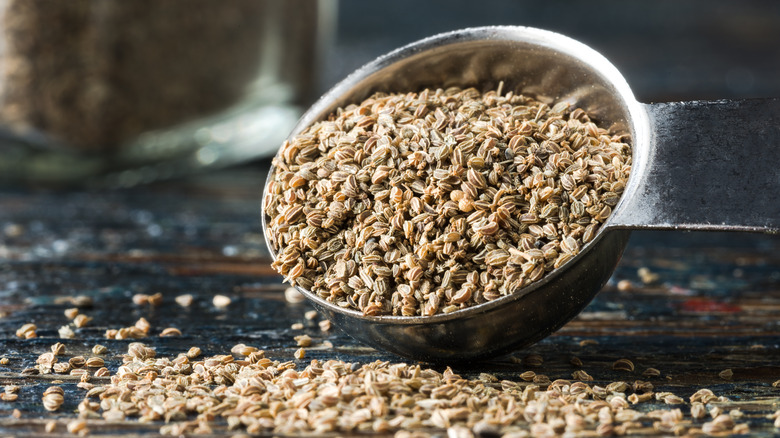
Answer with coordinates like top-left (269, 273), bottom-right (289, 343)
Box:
top-left (0, 0), bottom-right (335, 186)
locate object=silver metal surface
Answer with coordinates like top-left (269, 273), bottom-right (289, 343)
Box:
top-left (262, 26), bottom-right (779, 362)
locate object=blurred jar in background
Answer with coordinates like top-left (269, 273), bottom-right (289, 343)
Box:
top-left (0, 0), bottom-right (335, 186)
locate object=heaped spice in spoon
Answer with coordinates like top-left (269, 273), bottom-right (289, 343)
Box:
top-left (265, 85), bottom-right (631, 316)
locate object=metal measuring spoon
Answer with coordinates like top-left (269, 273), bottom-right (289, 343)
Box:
top-left (262, 26), bottom-right (780, 362)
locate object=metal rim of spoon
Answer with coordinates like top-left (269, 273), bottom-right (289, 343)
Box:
top-left (262, 26), bottom-right (780, 363)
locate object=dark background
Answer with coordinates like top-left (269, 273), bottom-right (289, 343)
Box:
top-left (324, 0), bottom-right (780, 103)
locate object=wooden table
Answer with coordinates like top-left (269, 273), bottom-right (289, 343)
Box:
top-left (0, 167), bottom-right (778, 436)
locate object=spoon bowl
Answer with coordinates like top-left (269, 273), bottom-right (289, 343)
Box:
top-left (262, 26), bottom-right (780, 362)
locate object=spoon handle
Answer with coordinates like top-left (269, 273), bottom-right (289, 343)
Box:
top-left (609, 98), bottom-right (780, 234)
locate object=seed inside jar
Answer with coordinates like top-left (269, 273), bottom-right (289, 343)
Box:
top-left (265, 85), bottom-right (631, 316)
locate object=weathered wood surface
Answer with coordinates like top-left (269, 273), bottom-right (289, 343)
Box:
top-left (0, 168), bottom-right (778, 436)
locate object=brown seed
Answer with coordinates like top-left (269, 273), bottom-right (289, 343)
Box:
top-left (318, 320), bottom-right (332, 332)
top-left (637, 267), bottom-right (659, 284)
top-left (294, 334), bottom-right (312, 347)
top-left (37, 352), bottom-right (57, 365)
top-left (691, 402), bottom-right (707, 419)
top-left (175, 294), bottom-right (194, 307)
top-left (294, 348), bottom-right (306, 360)
top-left (642, 367), bottom-right (661, 378)
top-left (719, 369), bottom-right (734, 380)
top-left (0, 358), bottom-right (8, 365)
top-left (523, 354), bottom-right (544, 367)
top-left (183, 347), bottom-right (201, 360)
top-left (73, 314), bottom-right (92, 328)
top-left (519, 371), bottom-right (536, 382)
top-left (58, 325), bottom-right (75, 339)
top-left (570, 356), bottom-right (583, 367)
top-left (15, 323), bottom-right (36, 339)
top-left (67, 420), bottom-right (87, 434)
top-left (159, 327), bottom-right (182, 337)
top-left (53, 362), bottom-right (71, 373)
top-left (572, 370), bottom-right (593, 381)
top-left (616, 279), bottom-right (633, 291)
top-left (92, 345), bottom-right (107, 355)
top-left (579, 339), bottom-right (598, 347)
top-left (51, 342), bottom-right (66, 356)
top-left (0, 392), bottom-right (17, 401)
top-left (69, 356), bottom-right (86, 368)
top-left (45, 421), bottom-right (57, 433)
top-left (71, 296), bottom-right (93, 307)
top-left (128, 343), bottom-right (155, 360)
top-left (132, 294), bottom-right (149, 305)
top-left (148, 293), bottom-right (163, 306)
top-left (4, 385), bottom-right (19, 394)
top-left (42, 390), bottom-right (64, 411)
top-left (304, 310), bottom-right (318, 320)
top-left (64, 308), bottom-right (79, 319)
top-left (612, 358), bottom-right (635, 372)
top-left (134, 317), bottom-right (151, 334)
top-left (85, 357), bottom-right (104, 368)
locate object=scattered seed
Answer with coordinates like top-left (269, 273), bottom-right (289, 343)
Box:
top-left (572, 370), bottom-right (593, 381)
top-left (637, 267), bottom-right (660, 284)
top-left (42, 387), bottom-right (64, 411)
top-left (213, 295), bottom-right (232, 308)
top-left (148, 293), bottom-right (163, 306)
top-left (616, 279), bottom-right (633, 291)
top-left (304, 310), bottom-right (318, 320)
top-left (50, 342), bottom-right (66, 356)
top-left (45, 420), bottom-right (56, 433)
top-left (58, 325), bottom-right (75, 339)
top-left (612, 358), bottom-right (635, 372)
top-left (85, 357), bottom-right (104, 368)
top-left (719, 369), bottom-right (734, 380)
top-left (73, 314), bottom-right (92, 328)
top-left (523, 354), bottom-right (544, 367)
top-left (53, 362), bottom-right (71, 373)
top-left (318, 320), bottom-right (331, 332)
top-left (691, 402), bottom-right (707, 419)
top-left (67, 419), bottom-right (87, 434)
top-left (92, 345), bottom-right (107, 355)
top-left (291, 323), bottom-right (304, 330)
top-left (15, 323), bottom-right (36, 339)
top-left (0, 392), bottom-right (17, 401)
top-left (134, 317), bottom-right (151, 334)
top-left (519, 371), bottom-right (536, 382)
top-left (0, 358), bottom-right (8, 365)
top-left (579, 339), bottom-right (599, 347)
top-left (284, 287), bottom-right (306, 304)
top-left (4, 385), bottom-right (19, 394)
top-left (64, 308), bottom-right (79, 319)
top-left (642, 367), bottom-right (661, 378)
top-left (294, 334), bottom-right (312, 347)
top-left (294, 348), bottom-right (306, 360)
top-left (175, 294), bottom-right (194, 307)
top-left (159, 327), bottom-right (182, 337)
top-left (570, 356), bottom-right (583, 367)
top-left (664, 394), bottom-right (685, 405)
